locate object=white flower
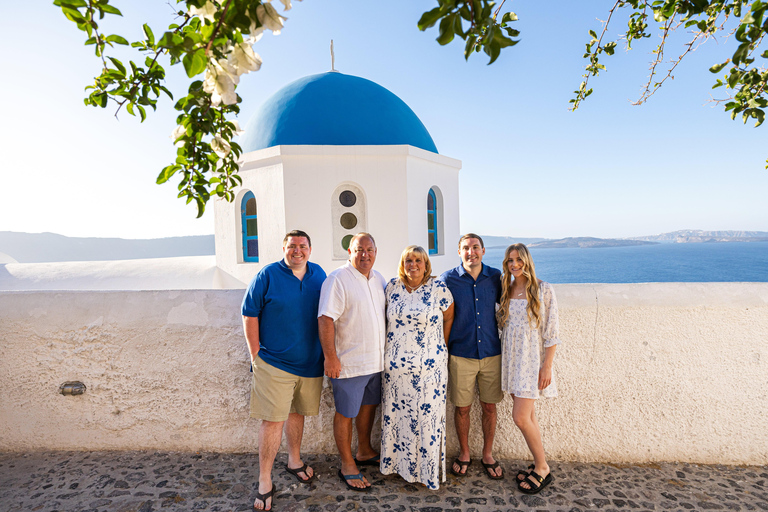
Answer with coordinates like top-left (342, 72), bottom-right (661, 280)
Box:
top-left (203, 58), bottom-right (239, 106)
top-left (211, 134), bottom-right (231, 158)
top-left (246, 26), bottom-right (264, 44)
top-left (189, 1), bottom-right (217, 23)
top-left (229, 120), bottom-right (244, 136)
top-left (256, 3), bottom-right (286, 34)
top-left (228, 41), bottom-right (262, 75)
top-left (171, 125), bottom-right (186, 147)
top-left (277, 0), bottom-right (296, 11)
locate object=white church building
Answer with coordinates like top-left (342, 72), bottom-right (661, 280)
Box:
top-left (215, 71), bottom-right (461, 284)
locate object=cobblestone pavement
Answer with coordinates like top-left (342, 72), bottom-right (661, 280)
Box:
top-left (0, 452), bottom-right (766, 512)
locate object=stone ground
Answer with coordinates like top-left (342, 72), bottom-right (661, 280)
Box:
top-left (0, 452), bottom-right (766, 512)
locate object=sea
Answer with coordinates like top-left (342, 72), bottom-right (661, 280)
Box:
top-left (480, 242), bottom-right (768, 283)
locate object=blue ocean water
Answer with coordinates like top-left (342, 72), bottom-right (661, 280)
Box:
top-left (480, 242), bottom-right (768, 283)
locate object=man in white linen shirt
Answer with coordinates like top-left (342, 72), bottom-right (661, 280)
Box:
top-left (318, 233), bottom-right (386, 491)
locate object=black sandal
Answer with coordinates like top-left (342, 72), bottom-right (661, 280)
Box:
top-left (450, 458), bottom-right (472, 476)
top-left (518, 470), bottom-right (553, 494)
top-left (253, 484), bottom-right (275, 511)
top-left (481, 460), bottom-right (504, 480)
top-left (516, 463), bottom-right (535, 482)
top-left (285, 463), bottom-right (316, 483)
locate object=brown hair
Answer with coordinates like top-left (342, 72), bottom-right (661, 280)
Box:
top-left (458, 233), bottom-right (484, 249)
top-left (283, 230), bottom-right (311, 247)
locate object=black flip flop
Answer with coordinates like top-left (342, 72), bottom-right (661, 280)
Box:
top-left (482, 460), bottom-right (504, 480)
top-left (353, 454), bottom-right (380, 466)
top-left (337, 469), bottom-right (371, 492)
top-left (285, 463), bottom-right (316, 483)
top-left (450, 458), bottom-right (472, 477)
top-left (518, 470), bottom-right (553, 494)
top-left (253, 484), bottom-right (275, 511)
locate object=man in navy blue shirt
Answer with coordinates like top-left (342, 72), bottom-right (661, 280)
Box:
top-left (440, 234), bottom-right (504, 480)
top-left (242, 230), bottom-right (327, 511)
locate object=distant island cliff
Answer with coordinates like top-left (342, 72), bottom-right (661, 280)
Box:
top-left (529, 237), bottom-right (657, 249)
top-left (629, 230), bottom-right (768, 243)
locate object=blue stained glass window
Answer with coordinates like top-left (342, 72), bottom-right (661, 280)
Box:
top-left (427, 188), bottom-right (438, 255)
top-left (242, 191), bottom-right (258, 262)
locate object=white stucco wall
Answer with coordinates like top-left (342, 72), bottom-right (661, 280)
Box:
top-left (0, 256), bottom-right (244, 291)
top-left (2, 283), bottom-right (766, 464)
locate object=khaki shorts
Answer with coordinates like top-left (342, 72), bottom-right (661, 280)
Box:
top-left (250, 354), bottom-right (323, 422)
top-left (448, 354), bottom-right (504, 407)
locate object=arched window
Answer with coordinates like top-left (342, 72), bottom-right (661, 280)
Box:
top-left (427, 188), bottom-right (438, 255)
top-left (241, 191), bottom-right (258, 262)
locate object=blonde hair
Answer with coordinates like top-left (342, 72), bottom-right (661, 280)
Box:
top-left (397, 245), bottom-right (433, 287)
top-left (497, 243), bottom-right (542, 328)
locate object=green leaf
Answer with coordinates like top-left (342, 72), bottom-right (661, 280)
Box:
top-left (182, 49), bottom-right (207, 78)
top-left (588, 29), bottom-right (598, 39)
top-left (436, 16), bottom-right (455, 45)
top-left (754, 109), bottom-right (765, 127)
top-left (100, 4), bottom-right (122, 16)
top-left (501, 11), bottom-right (518, 23)
top-left (108, 56), bottom-right (126, 75)
top-left (195, 197), bottom-right (206, 218)
top-left (157, 165), bottom-right (180, 184)
top-left (105, 34), bottom-right (129, 45)
top-left (728, 70), bottom-right (741, 88)
top-left (464, 35), bottom-right (477, 60)
top-left (485, 40), bottom-right (501, 65)
top-left (143, 24), bottom-right (155, 45)
top-left (418, 7), bottom-right (445, 30)
top-left (709, 61), bottom-right (729, 73)
top-left (61, 6), bottom-right (86, 23)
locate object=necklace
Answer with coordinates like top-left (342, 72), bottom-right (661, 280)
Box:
top-left (404, 281), bottom-right (421, 292)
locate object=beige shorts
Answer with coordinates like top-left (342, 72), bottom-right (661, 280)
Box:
top-left (250, 354), bottom-right (323, 422)
top-left (448, 354), bottom-right (504, 407)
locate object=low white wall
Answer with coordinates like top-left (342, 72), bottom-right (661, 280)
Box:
top-left (1, 284), bottom-right (767, 464)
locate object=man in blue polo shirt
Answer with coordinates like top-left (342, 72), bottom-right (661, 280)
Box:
top-left (242, 230), bottom-right (327, 511)
top-left (440, 233), bottom-right (504, 481)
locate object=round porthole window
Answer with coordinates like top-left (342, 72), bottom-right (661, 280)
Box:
top-left (340, 212), bottom-right (358, 230)
top-left (341, 234), bottom-right (354, 251)
top-left (339, 190), bottom-right (357, 207)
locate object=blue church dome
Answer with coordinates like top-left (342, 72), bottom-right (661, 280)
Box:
top-left (240, 72), bottom-right (438, 153)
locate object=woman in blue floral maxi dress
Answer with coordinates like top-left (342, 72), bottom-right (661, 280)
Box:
top-left (380, 246), bottom-right (454, 490)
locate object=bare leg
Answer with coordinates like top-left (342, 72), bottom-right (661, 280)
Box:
top-left (256, 419), bottom-right (284, 510)
top-left (512, 396), bottom-right (550, 490)
top-left (334, 412), bottom-right (370, 488)
top-left (284, 413), bottom-right (313, 481)
top-left (480, 401), bottom-right (501, 477)
top-left (355, 404), bottom-right (379, 460)
top-left (453, 405), bottom-right (471, 474)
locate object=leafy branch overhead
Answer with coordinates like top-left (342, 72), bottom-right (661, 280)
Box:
top-left (55, 1), bottom-right (768, 219)
top-left (54, 0), bottom-right (290, 217)
top-left (417, 0), bottom-right (519, 64)
top-left (571, 1), bottom-right (768, 142)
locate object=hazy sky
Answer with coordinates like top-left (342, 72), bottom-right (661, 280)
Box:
top-left (2, 1), bottom-right (766, 239)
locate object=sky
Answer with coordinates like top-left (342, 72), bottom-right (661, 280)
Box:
top-left (1, 1), bottom-right (766, 240)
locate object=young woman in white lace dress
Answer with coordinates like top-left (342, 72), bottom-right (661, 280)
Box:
top-left (497, 243), bottom-right (561, 495)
